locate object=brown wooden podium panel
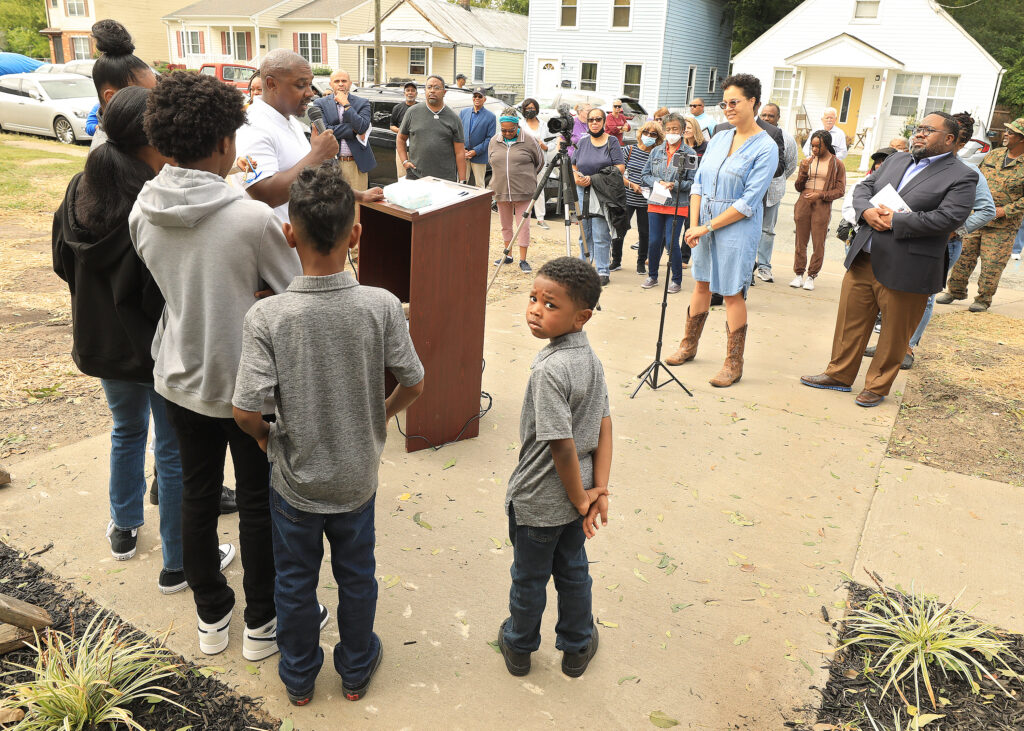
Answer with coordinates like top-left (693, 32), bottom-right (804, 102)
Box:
top-left (358, 182), bottom-right (493, 452)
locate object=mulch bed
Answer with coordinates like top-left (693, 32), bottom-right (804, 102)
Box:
top-left (0, 540), bottom-right (279, 730)
top-left (794, 580), bottom-right (1024, 730)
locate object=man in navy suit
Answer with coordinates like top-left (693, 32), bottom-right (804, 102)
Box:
top-left (801, 112), bottom-right (977, 407)
top-left (313, 69), bottom-right (375, 191)
top-left (459, 88), bottom-right (496, 187)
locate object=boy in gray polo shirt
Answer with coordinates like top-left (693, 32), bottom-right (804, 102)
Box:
top-left (232, 162), bottom-right (424, 706)
top-left (498, 257), bottom-right (612, 679)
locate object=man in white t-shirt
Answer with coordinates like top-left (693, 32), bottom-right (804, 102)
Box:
top-left (236, 50), bottom-right (382, 222)
top-left (803, 107), bottom-right (848, 160)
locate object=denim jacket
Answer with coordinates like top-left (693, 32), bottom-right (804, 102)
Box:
top-left (640, 142), bottom-right (696, 200)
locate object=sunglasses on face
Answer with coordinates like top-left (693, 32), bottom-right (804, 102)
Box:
top-left (719, 99), bottom-right (745, 109)
top-left (613, 104), bottom-right (622, 108)
top-left (689, 103), bottom-right (701, 108)
top-left (587, 117), bottom-right (605, 123)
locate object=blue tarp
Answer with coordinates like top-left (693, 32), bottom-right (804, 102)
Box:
top-left (0, 52), bottom-right (44, 76)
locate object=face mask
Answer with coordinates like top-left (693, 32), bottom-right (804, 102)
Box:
top-left (641, 135), bottom-right (656, 147)
top-left (665, 133), bottom-right (681, 145)
top-left (589, 126), bottom-right (604, 137)
top-left (522, 109), bottom-right (537, 119)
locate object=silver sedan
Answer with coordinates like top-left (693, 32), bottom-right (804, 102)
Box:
top-left (0, 73), bottom-right (95, 144)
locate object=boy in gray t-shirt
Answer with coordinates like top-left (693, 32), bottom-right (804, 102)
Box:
top-left (498, 257), bottom-right (612, 680)
top-left (233, 163), bottom-right (424, 706)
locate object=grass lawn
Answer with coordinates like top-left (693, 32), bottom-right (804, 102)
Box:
top-left (0, 132), bottom-right (86, 214)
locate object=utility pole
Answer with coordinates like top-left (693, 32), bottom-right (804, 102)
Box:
top-left (374, 0), bottom-right (382, 85)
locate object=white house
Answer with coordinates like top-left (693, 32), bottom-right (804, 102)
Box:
top-left (524, 0), bottom-right (733, 113)
top-left (731, 0), bottom-right (1004, 170)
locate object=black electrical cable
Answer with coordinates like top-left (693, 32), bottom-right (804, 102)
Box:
top-left (394, 359), bottom-right (492, 451)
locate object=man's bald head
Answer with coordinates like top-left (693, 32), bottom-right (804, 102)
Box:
top-left (261, 49), bottom-right (309, 80)
top-left (329, 68), bottom-right (352, 96)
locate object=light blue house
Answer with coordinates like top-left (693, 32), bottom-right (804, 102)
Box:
top-left (524, 0), bottom-right (733, 111)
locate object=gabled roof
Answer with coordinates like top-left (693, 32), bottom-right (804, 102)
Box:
top-left (380, 0), bottom-right (527, 50)
top-left (279, 0), bottom-right (386, 20)
top-left (784, 33), bottom-right (903, 69)
top-left (164, 0), bottom-right (280, 19)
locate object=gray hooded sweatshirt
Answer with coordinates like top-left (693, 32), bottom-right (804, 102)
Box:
top-left (129, 165), bottom-right (301, 418)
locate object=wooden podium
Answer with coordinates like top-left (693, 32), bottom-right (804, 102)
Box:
top-left (358, 180), bottom-right (493, 452)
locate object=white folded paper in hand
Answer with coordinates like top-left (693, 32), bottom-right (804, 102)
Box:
top-left (648, 181), bottom-right (672, 205)
top-left (869, 183), bottom-right (912, 213)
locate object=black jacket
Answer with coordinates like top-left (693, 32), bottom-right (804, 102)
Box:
top-left (849, 152), bottom-right (978, 294)
top-left (584, 165), bottom-right (630, 240)
top-left (52, 173), bottom-right (164, 382)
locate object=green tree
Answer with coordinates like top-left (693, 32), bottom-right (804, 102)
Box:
top-left (723, 0), bottom-right (801, 56)
top-left (448, 0), bottom-right (528, 13)
top-left (945, 0), bottom-right (1024, 115)
top-left (0, 0), bottom-right (49, 59)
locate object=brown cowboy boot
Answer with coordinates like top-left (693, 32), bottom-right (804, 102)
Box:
top-left (665, 308), bottom-right (709, 365)
top-left (709, 322), bottom-right (748, 388)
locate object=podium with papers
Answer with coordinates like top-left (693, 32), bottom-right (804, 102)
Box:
top-left (358, 179), bottom-right (494, 452)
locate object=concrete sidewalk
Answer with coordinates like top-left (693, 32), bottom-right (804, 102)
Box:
top-left (2, 251), bottom-right (1020, 729)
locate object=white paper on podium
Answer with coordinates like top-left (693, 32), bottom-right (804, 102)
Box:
top-left (383, 177), bottom-right (475, 213)
top-left (869, 183), bottom-right (912, 213)
top-left (648, 181), bottom-right (672, 205)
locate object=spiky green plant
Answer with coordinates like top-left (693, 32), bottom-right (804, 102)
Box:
top-left (840, 582), bottom-right (1019, 712)
top-left (0, 611), bottom-right (190, 730)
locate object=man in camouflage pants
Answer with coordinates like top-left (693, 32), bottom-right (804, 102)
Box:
top-left (937, 117), bottom-right (1024, 311)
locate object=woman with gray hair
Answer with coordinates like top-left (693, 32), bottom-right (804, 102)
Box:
top-left (640, 112), bottom-right (697, 292)
top-left (489, 106), bottom-right (545, 272)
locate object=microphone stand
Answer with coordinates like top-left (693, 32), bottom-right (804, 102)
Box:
top-left (631, 157), bottom-right (693, 399)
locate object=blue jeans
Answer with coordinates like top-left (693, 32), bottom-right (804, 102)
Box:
top-left (1013, 220), bottom-right (1024, 255)
top-left (100, 379), bottom-right (183, 572)
top-left (647, 211), bottom-right (687, 284)
top-left (503, 503), bottom-right (592, 654)
top-left (756, 201), bottom-right (781, 269)
top-left (270, 490), bottom-right (378, 693)
top-left (576, 186), bottom-right (611, 276)
top-left (909, 238), bottom-right (965, 348)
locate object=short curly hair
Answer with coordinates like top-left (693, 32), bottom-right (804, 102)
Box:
top-left (144, 71), bottom-right (246, 164)
top-left (288, 162), bottom-right (356, 255)
top-left (537, 256), bottom-right (601, 310)
top-left (721, 73), bottom-right (762, 106)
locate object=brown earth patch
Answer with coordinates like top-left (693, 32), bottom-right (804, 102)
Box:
top-left (888, 310), bottom-right (1024, 486)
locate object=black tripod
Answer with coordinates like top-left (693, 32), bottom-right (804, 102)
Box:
top-left (486, 135), bottom-right (590, 294)
top-left (631, 162), bottom-right (693, 399)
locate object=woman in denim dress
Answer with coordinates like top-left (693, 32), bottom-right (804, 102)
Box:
top-left (665, 74), bottom-right (778, 387)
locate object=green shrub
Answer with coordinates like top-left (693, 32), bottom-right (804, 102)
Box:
top-left (0, 612), bottom-right (188, 730)
top-left (311, 66), bottom-right (333, 76)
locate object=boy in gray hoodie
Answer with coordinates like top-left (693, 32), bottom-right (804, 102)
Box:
top-left (129, 71), bottom-right (323, 660)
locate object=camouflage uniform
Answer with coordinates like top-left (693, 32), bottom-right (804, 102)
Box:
top-left (946, 129), bottom-right (1024, 307)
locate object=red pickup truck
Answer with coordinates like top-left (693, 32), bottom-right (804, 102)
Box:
top-left (198, 63), bottom-right (256, 89)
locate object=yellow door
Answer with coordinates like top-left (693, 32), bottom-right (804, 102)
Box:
top-left (830, 77), bottom-right (864, 145)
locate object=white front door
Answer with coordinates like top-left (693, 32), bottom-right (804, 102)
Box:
top-left (536, 58), bottom-right (558, 95)
top-left (266, 33), bottom-right (278, 51)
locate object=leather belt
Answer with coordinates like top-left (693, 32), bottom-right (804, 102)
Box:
top-left (338, 155), bottom-right (355, 161)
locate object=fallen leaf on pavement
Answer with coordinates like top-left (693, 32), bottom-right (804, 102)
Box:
top-left (733, 634), bottom-right (750, 646)
top-left (649, 710), bottom-right (679, 728)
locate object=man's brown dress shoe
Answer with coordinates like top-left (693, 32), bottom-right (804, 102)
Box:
top-left (799, 374), bottom-right (852, 392)
top-left (855, 390), bottom-right (884, 407)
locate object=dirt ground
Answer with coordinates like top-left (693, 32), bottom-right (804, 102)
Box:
top-left (888, 309), bottom-right (1024, 486)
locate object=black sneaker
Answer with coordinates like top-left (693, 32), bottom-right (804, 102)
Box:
top-left (343, 634), bottom-right (383, 701)
top-left (519, 260), bottom-right (532, 273)
top-left (158, 569), bottom-right (188, 594)
top-left (599, 275), bottom-right (610, 286)
top-left (106, 520), bottom-right (137, 560)
top-left (287, 685), bottom-right (314, 706)
top-left (219, 486), bottom-right (238, 515)
top-left (562, 623), bottom-right (599, 678)
top-left (630, 243), bottom-right (639, 251)
top-left (609, 261), bottom-right (622, 272)
top-left (498, 618), bottom-right (530, 676)
top-left (494, 255), bottom-right (514, 265)
top-left (636, 262), bottom-right (646, 275)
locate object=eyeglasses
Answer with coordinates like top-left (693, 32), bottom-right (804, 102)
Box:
top-left (613, 104), bottom-right (622, 108)
top-left (912, 125), bottom-right (941, 137)
top-left (689, 103), bottom-right (702, 108)
top-left (587, 117), bottom-right (605, 123)
top-left (718, 99), bottom-right (745, 109)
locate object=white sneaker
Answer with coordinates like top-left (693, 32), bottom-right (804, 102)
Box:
top-left (197, 607), bottom-right (233, 655)
top-left (242, 603), bottom-right (328, 661)
top-left (803, 276), bottom-right (816, 291)
top-left (219, 543), bottom-right (236, 571)
top-left (789, 275), bottom-right (804, 288)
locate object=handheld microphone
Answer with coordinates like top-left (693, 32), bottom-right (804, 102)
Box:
top-left (307, 105), bottom-right (326, 134)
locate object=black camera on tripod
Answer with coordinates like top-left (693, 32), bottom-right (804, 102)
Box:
top-left (672, 152), bottom-right (700, 172)
top-left (547, 105), bottom-right (575, 137)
